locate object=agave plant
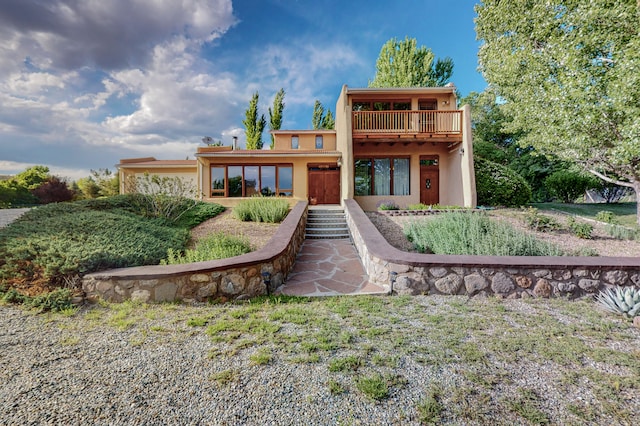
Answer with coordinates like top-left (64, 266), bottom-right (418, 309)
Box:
top-left (596, 286), bottom-right (640, 318)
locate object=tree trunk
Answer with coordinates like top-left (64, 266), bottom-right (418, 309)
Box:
top-left (635, 182), bottom-right (640, 226)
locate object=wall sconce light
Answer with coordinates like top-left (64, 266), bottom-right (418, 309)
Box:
top-left (262, 271), bottom-right (272, 295)
top-left (389, 271), bottom-right (398, 294)
top-left (337, 158), bottom-right (342, 167)
top-left (442, 100), bottom-right (450, 106)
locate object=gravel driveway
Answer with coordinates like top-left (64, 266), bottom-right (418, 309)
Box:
top-left (0, 208), bottom-right (30, 228)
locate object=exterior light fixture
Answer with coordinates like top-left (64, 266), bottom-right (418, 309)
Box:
top-left (389, 271), bottom-right (398, 294)
top-left (262, 271), bottom-right (272, 295)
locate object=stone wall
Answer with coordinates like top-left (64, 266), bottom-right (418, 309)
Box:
top-left (344, 199), bottom-right (640, 298)
top-left (82, 202), bottom-right (308, 303)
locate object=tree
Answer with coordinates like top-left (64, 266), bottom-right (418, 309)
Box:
top-left (369, 36), bottom-right (453, 87)
top-left (32, 176), bottom-right (75, 204)
top-left (311, 100), bottom-right (334, 130)
top-left (476, 0), bottom-right (640, 223)
top-left (243, 91), bottom-right (267, 150)
top-left (268, 88), bottom-right (285, 149)
top-left (91, 169), bottom-right (119, 197)
top-left (461, 90), bottom-right (563, 201)
top-left (75, 176), bottom-right (101, 199)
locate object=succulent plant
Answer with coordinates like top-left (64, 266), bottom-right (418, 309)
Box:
top-left (596, 286), bottom-right (640, 318)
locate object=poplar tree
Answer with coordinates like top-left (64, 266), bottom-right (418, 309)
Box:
top-left (243, 91), bottom-right (266, 150)
top-left (268, 88), bottom-right (285, 149)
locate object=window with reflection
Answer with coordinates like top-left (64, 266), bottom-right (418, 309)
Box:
top-left (209, 165), bottom-right (293, 197)
top-left (354, 157), bottom-right (409, 196)
top-left (315, 135), bottom-right (323, 149)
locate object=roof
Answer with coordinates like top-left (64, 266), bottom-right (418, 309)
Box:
top-left (118, 159), bottom-right (197, 168)
top-left (346, 86), bottom-right (456, 96)
top-left (195, 149), bottom-right (341, 158)
top-left (270, 129), bottom-right (337, 135)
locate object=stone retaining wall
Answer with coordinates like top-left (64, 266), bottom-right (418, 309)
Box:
top-left (344, 199), bottom-right (640, 298)
top-left (82, 202), bottom-right (308, 303)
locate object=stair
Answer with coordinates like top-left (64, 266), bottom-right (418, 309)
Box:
top-left (306, 208), bottom-right (350, 239)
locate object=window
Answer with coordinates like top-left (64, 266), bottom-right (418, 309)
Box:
top-left (210, 165), bottom-right (293, 197)
top-left (211, 166), bottom-right (225, 196)
top-left (291, 135), bottom-right (299, 149)
top-left (315, 135), bottom-right (323, 149)
top-left (354, 159), bottom-right (371, 196)
top-left (354, 157), bottom-right (410, 196)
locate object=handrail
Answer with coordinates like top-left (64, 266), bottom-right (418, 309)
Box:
top-left (352, 110), bottom-right (461, 134)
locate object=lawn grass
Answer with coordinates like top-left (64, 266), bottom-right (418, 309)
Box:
top-left (45, 294), bottom-right (640, 424)
top-left (533, 202), bottom-right (638, 228)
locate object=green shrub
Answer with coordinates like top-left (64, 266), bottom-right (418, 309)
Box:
top-left (474, 157), bottom-right (532, 207)
top-left (406, 203), bottom-right (431, 210)
top-left (161, 233), bottom-right (252, 265)
top-left (544, 170), bottom-right (600, 203)
top-left (567, 217), bottom-right (593, 239)
top-left (595, 210), bottom-right (618, 224)
top-left (0, 286), bottom-right (73, 312)
top-left (172, 203), bottom-right (225, 229)
top-left (233, 197), bottom-right (289, 223)
top-left (377, 200), bottom-right (399, 210)
top-left (405, 212), bottom-right (564, 256)
top-left (523, 207), bottom-right (561, 232)
top-left (605, 224), bottom-right (639, 240)
top-left (0, 199), bottom-right (190, 288)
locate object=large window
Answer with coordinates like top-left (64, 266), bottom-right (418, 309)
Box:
top-left (354, 157), bottom-right (409, 196)
top-left (210, 165), bottom-right (293, 197)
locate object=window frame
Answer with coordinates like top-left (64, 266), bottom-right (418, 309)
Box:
top-left (353, 156), bottom-right (410, 196)
top-left (209, 164), bottom-right (294, 198)
top-left (315, 135), bottom-right (323, 150)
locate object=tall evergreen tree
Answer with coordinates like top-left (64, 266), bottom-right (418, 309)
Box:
top-left (369, 36), bottom-right (453, 87)
top-left (476, 0), bottom-right (640, 223)
top-left (322, 109), bottom-right (335, 130)
top-left (243, 91), bottom-right (266, 150)
top-left (312, 100), bottom-right (324, 130)
top-left (268, 88), bottom-right (285, 149)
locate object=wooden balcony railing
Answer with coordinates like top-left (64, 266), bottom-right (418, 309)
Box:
top-left (352, 110), bottom-right (462, 135)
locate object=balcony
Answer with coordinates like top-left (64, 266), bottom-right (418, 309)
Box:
top-left (352, 110), bottom-right (462, 137)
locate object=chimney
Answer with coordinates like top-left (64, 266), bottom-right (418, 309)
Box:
top-left (232, 136), bottom-right (238, 150)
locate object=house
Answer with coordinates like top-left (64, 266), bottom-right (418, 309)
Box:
top-left (118, 84), bottom-right (476, 210)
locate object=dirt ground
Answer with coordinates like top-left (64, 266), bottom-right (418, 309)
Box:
top-left (189, 209), bottom-right (280, 250)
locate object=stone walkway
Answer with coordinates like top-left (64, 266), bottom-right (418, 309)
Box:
top-left (0, 208), bottom-right (30, 228)
top-left (276, 239), bottom-right (387, 297)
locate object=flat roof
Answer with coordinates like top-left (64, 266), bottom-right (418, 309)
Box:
top-left (346, 86), bottom-right (456, 96)
top-left (118, 159), bottom-right (197, 168)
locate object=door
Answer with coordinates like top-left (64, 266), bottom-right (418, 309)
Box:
top-left (420, 156), bottom-right (439, 205)
top-left (308, 168), bottom-right (340, 204)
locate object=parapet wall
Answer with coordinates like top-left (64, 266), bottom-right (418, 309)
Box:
top-left (82, 202), bottom-right (308, 303)
top-left (344, 199), bottom-right (639, 298)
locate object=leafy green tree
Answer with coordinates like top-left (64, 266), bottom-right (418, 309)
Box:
top-left (544, 170), bottom-right (601, 204)
top-left (268, 88), bottom-right (285, 149)
top-left (369, 36), bottom-right (453, 87)
top-left (476, 0), bottom-right (640, 223)
top-left (461, 90), bottom-right (563, 201)
top-left (91, 169), bottom-right (119, 197)
top-left (75, 176), bottom-right (101, 199)
top-left (243, 91), bottom-right (266, 150)
top-left (312, 100), bottom-right (324, 130)
top-left (322, 109), bottom-right (335, 130)
top-left (311, 100), bottom-right (335, 130)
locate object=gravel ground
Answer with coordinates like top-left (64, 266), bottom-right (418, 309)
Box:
top-left (1, 297), bottom-right (638, 425)
top-left (0, 208), bottom-right (30, 228)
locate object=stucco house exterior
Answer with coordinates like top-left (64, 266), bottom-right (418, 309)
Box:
top-left (118, 84), bottom-right (476, 211)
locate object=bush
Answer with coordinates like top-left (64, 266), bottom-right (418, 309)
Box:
top-left (523, 207), bottom-right (561, 232)
top-left (233, 197), bottom-right (289, 223)
top-left (377, 200), bottom-right (399, 210)
top-left (0, 199), bottom-right (191, 293)
top-left (595, 210), bottom-right (618, 224)
top-left (31, 176), bottom-right (75, 204)
top-left (544, 170), bottom-right (600, 203)
top-left (474, 157), bottom-right (532, 207)
top-left (1, 286), bottom-right (73, 312)
top-left (161, 233), bottom-right (252, 265)
top-left (404, 212), bottom-right (564, 256)
top-left (605, 224), bottom-right (639, 240)
top-left (567, 217), bottom-right (593, 239)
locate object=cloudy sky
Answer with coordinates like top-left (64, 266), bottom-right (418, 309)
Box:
top-left (0, 0), bottom-right (486, 180)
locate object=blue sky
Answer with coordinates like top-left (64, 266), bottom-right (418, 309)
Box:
top-left (0, 0), bottom-right (486, 180)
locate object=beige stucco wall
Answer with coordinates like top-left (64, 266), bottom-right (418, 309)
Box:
top-left (272, 132), bottom-right (336, 151)
top-left (336, 85), bottom-right (352, 203)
